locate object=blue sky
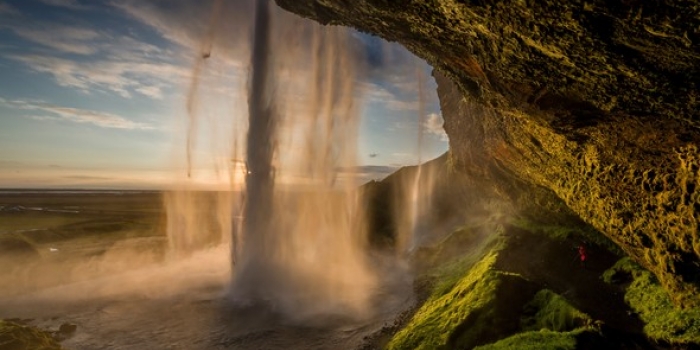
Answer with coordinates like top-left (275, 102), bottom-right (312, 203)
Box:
top-left (0, 0), bottom-right (447, 189)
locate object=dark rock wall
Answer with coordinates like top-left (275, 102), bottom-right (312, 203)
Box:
top-left (275, 0), bottom-right (700, 307)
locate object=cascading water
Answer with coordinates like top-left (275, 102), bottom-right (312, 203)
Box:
top-left (228, 0), bottom-right (377, 320)
top-left (164, 0), bottom-right (440, 322)
top-left (393, 60), bottom-right (439, 254)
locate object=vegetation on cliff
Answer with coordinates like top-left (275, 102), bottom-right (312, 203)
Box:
top-left (0, 320), bottom-right (64, 350)
top-left (387, 249), bottom-right (504, 350)
top-left (604, 257), bottom-right (700, 344)
top-left (384, 222), bottom-right (615, 350)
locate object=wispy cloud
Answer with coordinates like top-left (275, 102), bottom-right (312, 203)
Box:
top-left (135, 85), bottom-right (164, 99)
top-left (8, 54), bottom-right (187, 99)
top-left (363, 82), bottom-right (421, 112)
top-left (39, 0), bottom-right (91, 11)
top-left (111, 1), bottom-right (201, 50)
top-left (1, 98), bottom-right (153, 130)
top-left (112, 0), bottom-right (254, 55)
top-left (0, 2), bottom-right (19, 15)
top-left (0, 12), bottom-right (190, 99)
top-left (12, 25), bottom-right (101, 55)
top-left (424, 113), bottom-right (448, 141)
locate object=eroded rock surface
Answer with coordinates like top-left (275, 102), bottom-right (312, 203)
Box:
top-left (276, 0), bottom-right (700, 307)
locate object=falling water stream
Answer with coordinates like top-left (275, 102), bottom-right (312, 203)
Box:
top-left (229, 0), bottom-right (377, 320)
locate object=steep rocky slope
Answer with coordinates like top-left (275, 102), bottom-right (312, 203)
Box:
top-left (275, 0), bottom-right (700, 308)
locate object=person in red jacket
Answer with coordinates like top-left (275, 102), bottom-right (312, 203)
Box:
top-left (578, 244), bottom-right (587, 268)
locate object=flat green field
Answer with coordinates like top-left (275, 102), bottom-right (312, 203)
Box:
top-left (0, 191), bottom-right (171, 294)
top-left (0, 190), bottom-right (165, 249)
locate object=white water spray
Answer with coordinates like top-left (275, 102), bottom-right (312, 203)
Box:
top-left (227, 0), bottom-right (377, 320)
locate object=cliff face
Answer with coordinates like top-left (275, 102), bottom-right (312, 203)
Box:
top-left (275, 0), bottom-right (700, 307)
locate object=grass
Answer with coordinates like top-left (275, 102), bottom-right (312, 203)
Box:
top-left (387, 250), bottom-right (502, 350)
top-left (0, 191), bottom-right (165, 250)
top-left (473, 329), bottom-right (579, 350)
top-left (388, 219), bottom-right (602, 350)
top-left (0, 213), bottom-right (86, 231)
top-left (471, 289), bottom-right (590, 350)
top-left (510, 219), bottom-right (577, 241)
top-left (510, 218), bottom-right (622, 256)
top-left (604, 257), bottom-right (700, 344)
top-left (0, 320), bottom-right (64, 350)
top-left (0, 191), bottom-right (169, 293)
top-left (413, 222), bottom-right (499, 279)
top-left (521, 290), bottom-right (591, 332)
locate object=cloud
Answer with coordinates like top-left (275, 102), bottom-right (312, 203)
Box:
top-left (0, 12), bottom-right (191, 99)
top-left (39, 0), bottom-right (91, 10)
top-left (135, 85), bottom-right (164, 99)
top-left (424, 113), bottom-right (448, 141)
top-left (8, 54), bottom-right (187, 99)
top-left (40, 106), bottom-right (152, 129)
top-left (1, 98), bottom-right (153, 130)
top-left (12, 25), bottom-right (101, 55)
top-left (112, 0), bottom-right (254, 57)
top-left (0, 2), bottom-right (19, 15)
top-left (363, 82), bottom-right (420, 111)
top-left (3, 13), bottom-right (244, 101)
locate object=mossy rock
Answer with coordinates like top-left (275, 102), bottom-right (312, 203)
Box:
top-left (387, 247), bottom-right (541, 350)
top-left (0, 320), bottom-right (64, 350)
top-left (473, 329), bottom-right (578, 350)
top-left (604, 258), bottom-right (700, 344)
top-left (521, 290), bottom-right (591, 333)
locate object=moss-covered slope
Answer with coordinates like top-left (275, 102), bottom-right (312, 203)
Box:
top-left (383, 221), bottom-right (660, 350)
top-left (0, 320), bottom-right (65, 350)
top-left (275, 0), bottom-right (700, 308)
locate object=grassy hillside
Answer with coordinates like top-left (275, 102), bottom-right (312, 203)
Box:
top-left (0, 320), bottom-right (65, 350)
top-left (604, 258), bottom-right (700, 344)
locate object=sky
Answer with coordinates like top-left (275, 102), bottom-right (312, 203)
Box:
top-left (0, 0), bottom-right (447, 189)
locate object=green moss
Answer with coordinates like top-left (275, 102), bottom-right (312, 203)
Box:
top-left (601, 256), bottom-right (639, 284)
top-left (521, 290), bottom-right (591, 332)
top-left (0, 320), bottom-right (64, 350)
top-left (414, 222), bottom-right (501, 278)
top-left (510, 218), bottom-right (621, 256)
top-left (387, 250), bottom-right (502, 350)
top-left (511, 219), bottom-right (578, 241)
top-left (473, 289), bottom-right (589, 350)
top-left (604, 258), bottom-right (700, 344)
top-left (473, 330), bottom-right (578, 350)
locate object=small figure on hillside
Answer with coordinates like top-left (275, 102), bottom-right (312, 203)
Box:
top-left (578, 244), bottom-right (587, 268)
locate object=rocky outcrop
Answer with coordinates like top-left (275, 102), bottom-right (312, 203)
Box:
top-left (275, 0), bottom-right (700, 307)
